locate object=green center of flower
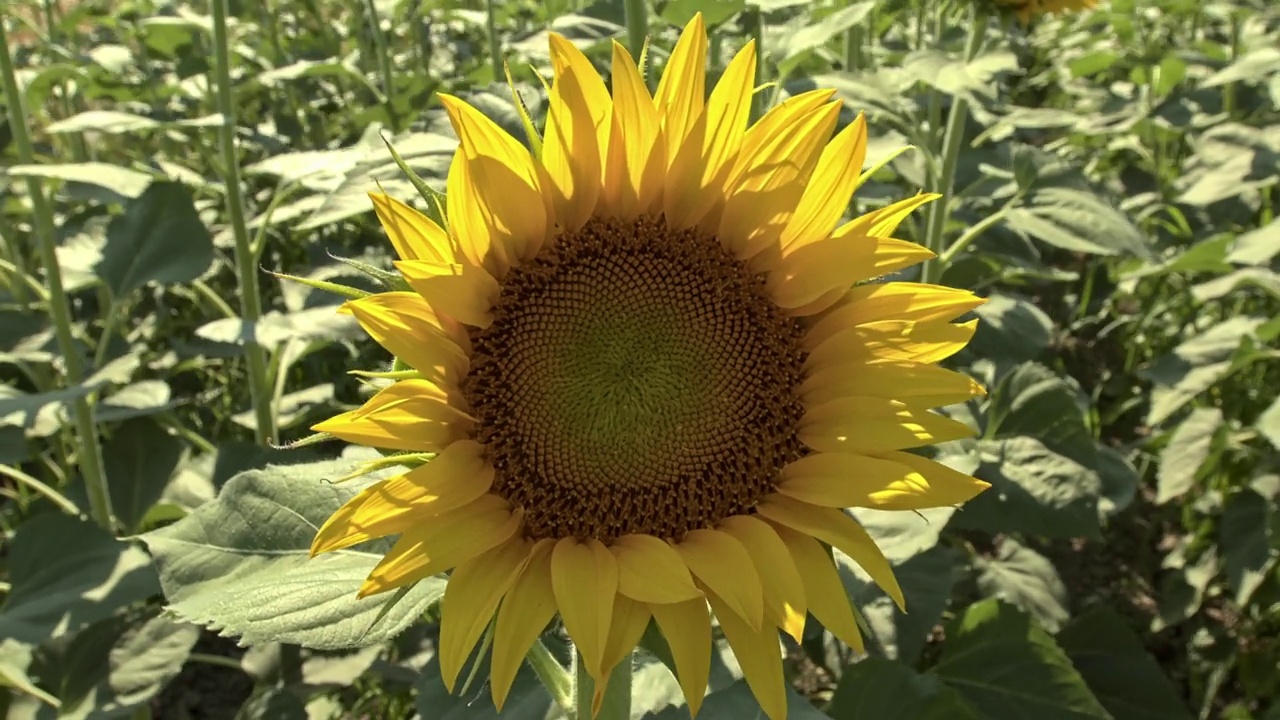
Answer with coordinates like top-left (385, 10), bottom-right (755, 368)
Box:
top-left (463, 217), bottom-right (807, 542)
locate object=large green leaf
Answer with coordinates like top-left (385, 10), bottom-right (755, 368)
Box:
top-left (842, 545), bottom-right (961, 664)
top-left (35, 609), bottom-right (200, 720)
top-left (644, 679), bottom-right (828, 720)
top-left (1058, 607), bottom-right (1193, 720)
top-left (929, 600), bottom-right (1110, 719)
top-left (949, 437), bottom-right (1103, 540)
top-left (1139, 317), bottom-right (1263, 426)
top-left (0, 514), bottom-right (158, 644)
top-left (102, 418), bottom-right (182, 533)
top-left (413, 652), bottom-right (553, 720)
top-left (989, 363), bottom-right (1094, 464)
top-left (1003, 187), bottom-right (1151, 258)
top-left (969, 295), bottom-right (1054, 365)
top-left (139, 459), bottom-right (446, 650)
top-left (94, 181), bottom-right (214, 297)
top-left (1220, 488), bottom-right (1278, 607)
top-left (975, 538), bottom-right (1070, 632)
top-left (1155, 407), bottom-right (1223, 504)
top-left (826, 657), bottom-right (979, 720)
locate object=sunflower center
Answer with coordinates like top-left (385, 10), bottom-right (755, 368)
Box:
top-left (463, 217), bottom-right (807, 542)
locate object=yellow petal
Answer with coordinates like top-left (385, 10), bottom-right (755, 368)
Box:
top-left (490, 539), bottom-right (557, 710)
top-left (395, 258), bottom-right (499, 329)
top-left (674, 528), bottom-right (763, 630)
top-left (665, 40), bottom-right (756, 229)
top-left (768, 232), bottom-right (936, 312)
top-left (649, 599), bottom-right (712, 717)
top-left (799, 397), bottom-right (976, 453)
top-left (440, 94), bottom-right (550, 268)
top-left (551, 538), bottom-right (618, 682)
top-left (655, 13), bottom-right (707, 168)
top-left (601, 594), bottom-right (650, 682)
top-left (368, 192), bottom-right (455, 263)
top-left (312, 379), bottom-right (472, 452)
top-left (358, 494), bottom-right (519, 597)
top-left (344, 292), bottom-right (468, 384)
top-left (757, 494), bottom-right (903, 611)
top-left (717, 515), bottom-right (807, 642)
top-left (799, 361), bottom-right (987, 407)
top-left (769, 522), bottom-right (864, 654)
top-left (718, 101), bottom-right (841, 260)
top-left (777, 449), bottom-right (990, 510)
top-left (604, 41), bottom-right (663, 219)
top-left (542, 34), bottom-right (610, 232)
top-left (311, 440), bottom-right (493, 555)
top-left (804, 319), bottom-right (979, 371)
top-left (438, 535), bottom-right (534, 690)
top-left (705, 590), bottom-right (787, 720)
top-left (806, 283), bottom-right (985, 347)
top-left (612, 534), bottom-right (702, 604)
top-left (779, 113), bottom-right (868, 252)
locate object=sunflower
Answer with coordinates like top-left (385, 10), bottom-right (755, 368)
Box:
top-left (309, 14), bottom-right (989, 720)
top-left (991, 0), bottom-right (1098, 21)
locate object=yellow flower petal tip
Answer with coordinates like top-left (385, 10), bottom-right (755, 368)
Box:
top-left (310, 14), bottom-right (989, 717)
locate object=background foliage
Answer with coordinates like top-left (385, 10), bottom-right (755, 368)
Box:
top-left (1, 0), bottom-right (1278, 718)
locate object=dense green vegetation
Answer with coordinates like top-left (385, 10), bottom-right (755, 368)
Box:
top-left (1, 0), bottom-right (1277, 718)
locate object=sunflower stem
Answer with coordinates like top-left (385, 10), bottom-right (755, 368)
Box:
top-left (574, 651), bottom-right (631, 720)
top-left (484, 0), bottom-right (503, 83)
top-left (210, 0), bottom-right (277, 445)
top-left (527, 638), bottom-right (574, 712)
top-left (0, 19), bottom-right (115, 532)
top-left (622, 0), bottom-right (647, 59)
top-left (919, 4), bottom-right (985, 285)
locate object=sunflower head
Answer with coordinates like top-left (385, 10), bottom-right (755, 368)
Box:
top-left (309, 14), bottom-right (990, 720)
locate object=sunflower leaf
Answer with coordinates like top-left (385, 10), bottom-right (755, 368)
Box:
top-left (930, 600), bottom-right (1110, 719)
top-left (139, 459), bottom-right (446, 650)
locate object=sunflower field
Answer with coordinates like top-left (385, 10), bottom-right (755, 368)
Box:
top-left (1, 0), bottom-right (1278, 718)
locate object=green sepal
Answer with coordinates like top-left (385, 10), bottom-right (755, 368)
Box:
top-left (272, 432), bottom-right (337, 450)
top-left (345, 452), bottom-right (436, 479)
top-left (329, 254), bottom-right (413, 292)
top-left (504, 60), bottom-right (544, 159)
top-left (267, 270), bottom-right (372, 301)
top-left (348, 369), bottom-right (422, 380)
top-left (379, 134), bottom-right (448, 228)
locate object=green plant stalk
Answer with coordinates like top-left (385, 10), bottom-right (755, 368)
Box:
top-left (919, 5), bottom-right (985, 285)
top-left (936, 207), bottom-right (1007, 267)
top-left (527, 638), bottom-right (574, 712)
top-left (210, 0), bottom-right (277, 446)
top-left (622, 0), bottom-right (647, 59)
top-left (748, 5), bottom-right (766, 121)
top-left (485, 0), bottom-right (504, 82)
top-left (0, 463), bottom-right (81, 516)
top-left (842, 24), bottom-right (863, 71)
top-left (575, 652), bottom-right (631, 720)
top-left (0, 20), bottom-right (115, 531)
top-left (363, 0), bottom-right (400, 129)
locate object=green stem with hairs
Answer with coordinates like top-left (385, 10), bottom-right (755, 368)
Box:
top-left (0, 20), bottom-right (115, 531)
top-left (919, 4), bottom-right (986, 285)
top-left (574, 652), bottom-right (631, 720)
top-left (210, 0), bottom-right (276, 445)
top-left (527, 639), bottom-right (574, 712)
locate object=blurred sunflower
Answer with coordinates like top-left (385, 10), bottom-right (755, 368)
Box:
top-left (309, 13), bottom-right (989, 720)
top-left (992, 0), bottom-right (1098, 21)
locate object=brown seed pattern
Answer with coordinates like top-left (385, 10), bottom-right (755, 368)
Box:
top-left (462, 217), bottom-right (807, 542)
